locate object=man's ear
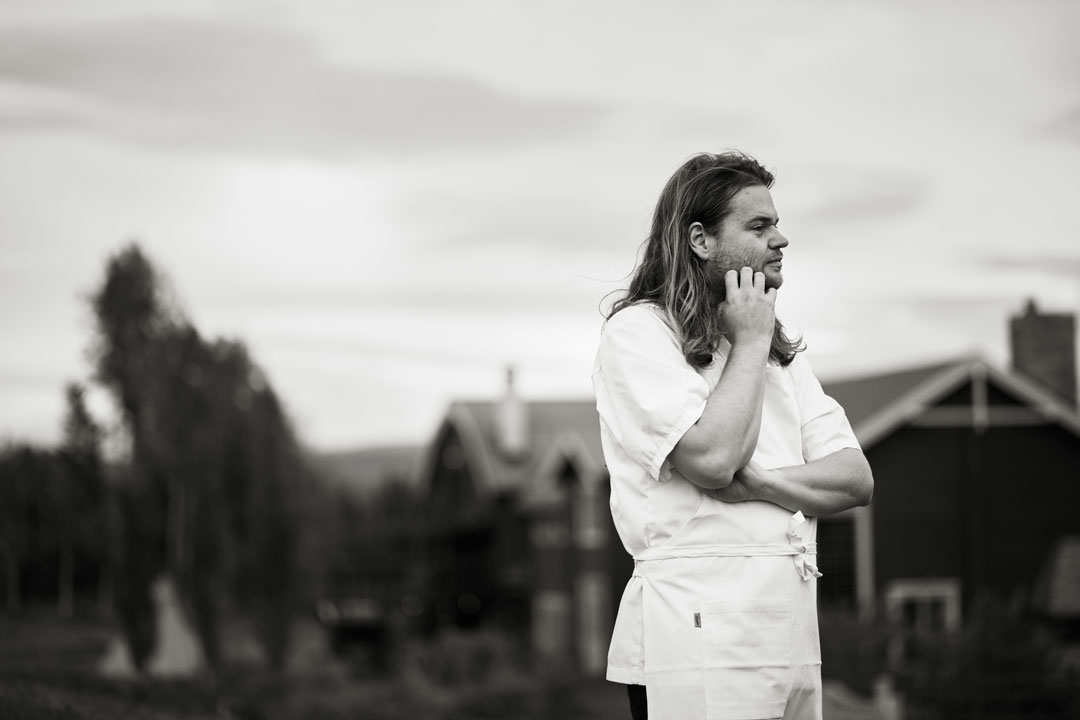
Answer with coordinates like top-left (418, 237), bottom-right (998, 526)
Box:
top-left (688, 222), bottom-right (712, 260)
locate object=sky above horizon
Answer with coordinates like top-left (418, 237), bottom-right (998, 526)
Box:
top-left (2, 0), bottom-right (1080, 452)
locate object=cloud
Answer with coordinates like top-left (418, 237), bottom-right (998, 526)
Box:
top-left (1045, 105), bottom-right (1080, 144)
top-left (205, 282), bottom-right (602, 316)
top-left (0, 17), bottom-right (606, 158)
top-left (978, 254), bottom-right (1080, 280)
top-left (390, 188), bottom-right (641, 255)
top-left (794, 167), bottom-right (930, 226)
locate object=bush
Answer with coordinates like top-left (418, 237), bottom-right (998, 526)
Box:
top-left (900, 595), bottom-right (1080, 719)
top-left (818, 608), bottom-right (890, 695)
top-left (398, 628), bottom-right (530, 690)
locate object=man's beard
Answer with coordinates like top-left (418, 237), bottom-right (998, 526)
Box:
top-left (703, 255), bottom-right (780, 342)
top-left (704, 254), bottom-right (781, 304)
top-left (704, 255), bottom-right (746, 304)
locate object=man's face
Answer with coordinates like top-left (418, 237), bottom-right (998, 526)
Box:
top-left (705, 185), bottom-right (788, 293)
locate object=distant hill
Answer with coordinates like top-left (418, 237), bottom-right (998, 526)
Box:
top-left (307, 444), bottom-right (426, 496)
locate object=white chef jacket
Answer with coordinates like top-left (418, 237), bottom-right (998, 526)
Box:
top-left (592, 302), bottom-right (861, 720)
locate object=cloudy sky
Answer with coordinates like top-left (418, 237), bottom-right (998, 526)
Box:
top-left (2, 0), bottom-right (1079, 452)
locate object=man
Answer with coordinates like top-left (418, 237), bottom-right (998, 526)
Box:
top-left (592, 151), bottom-right (873, 720)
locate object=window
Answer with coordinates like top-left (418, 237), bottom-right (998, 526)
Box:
top-left (533, 590), bottom-right (571, 663)
top-left (572, 484), bottom-right (607, 550)
top-left (885, 579), bottom-right (961, 632)
top-left (884, 578), bottom-right (961, 668)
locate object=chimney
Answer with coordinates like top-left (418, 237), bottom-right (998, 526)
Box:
top-left (1009, 298), bottom-right (1078, 408)
top-left (496, 365), bottom-right (529, 460)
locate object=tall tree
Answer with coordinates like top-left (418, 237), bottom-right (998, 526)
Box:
top-left (0, 446), bottom-right (33, 612)
top-left (0, 445), bottom-right (69, 612)
top-left (58, 382), bottom-right (107, 618)
top-left (88, 242), bottom-right (309, 672)
top-left (89, 244), bottom-right (177, 669)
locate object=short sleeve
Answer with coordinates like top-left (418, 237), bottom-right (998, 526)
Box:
top-left (592, 305), bottom-right (709, 481)
top-left (789, 353), bottom-right (861, 462)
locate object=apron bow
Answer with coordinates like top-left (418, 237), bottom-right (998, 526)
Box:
top-left (787, 511), bottom-right (823, 582)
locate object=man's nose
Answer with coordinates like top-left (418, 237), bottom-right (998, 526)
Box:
top-left (770, 231), bottom-right (789, 249)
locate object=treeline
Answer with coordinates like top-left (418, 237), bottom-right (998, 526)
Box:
top-left (0, 384), bottom-right (108, 617)
top-left (0, 243), bottom-right (326, 672)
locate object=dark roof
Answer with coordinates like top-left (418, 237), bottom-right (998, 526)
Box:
top-left (429, 399), bottom-right (605, 496)
top-left (825, 354), bottom-right (1080, 450)
top-left (822, 359), bottom-right (963, 430)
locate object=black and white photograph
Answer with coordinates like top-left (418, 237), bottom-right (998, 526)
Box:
top-left (1, 1), bottom-right (1079, 718)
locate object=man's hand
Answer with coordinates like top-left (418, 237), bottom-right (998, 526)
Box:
top-left (710, 450), bottom-right (874, 516)
top-left (720, 267), bottom-right (776, 346)
top-left (710, 459), bottom-right (774, 504)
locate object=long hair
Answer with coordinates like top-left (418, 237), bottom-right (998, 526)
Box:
top-left (608, 151), bottom-right (803, 368)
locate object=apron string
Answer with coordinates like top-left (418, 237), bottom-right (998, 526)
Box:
top-left (632, 511), bottom-right (823, 581)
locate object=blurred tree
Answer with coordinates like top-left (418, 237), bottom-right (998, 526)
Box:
top-left (87, 242), bottom-right (313, 673)
top-left (142, 325), bottom-right (230, 667)
top-left (111, 468), bottom-right (166, 671)
top-left (226, 374), bottom-right (307, 669)
top-left (0, 444), bottom-right (75, 613)
top-left (56, 382), bottom-right (107, 618)
top-left (89, 243), bottom-right (175, 670)
top-left (0, 445), bottom-right (34, 612)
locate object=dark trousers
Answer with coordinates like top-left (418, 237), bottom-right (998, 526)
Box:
top-left (627, 684), bottom-right (647, 720)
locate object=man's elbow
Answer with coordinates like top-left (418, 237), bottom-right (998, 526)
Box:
top-left (670, 448), bottom-right (739, 490)
top-left (852, 456), bottom-right (874, 506)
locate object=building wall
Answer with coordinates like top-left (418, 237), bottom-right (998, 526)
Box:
top-left (975, 424), bottom-right (1080, 595)
top-left (870, 426), bottom-right (970, 595)
top-left (426, 425), bottom-right (498, 629)
top-left (869, 421), bottom-right (1080, 613)
top-left (531, 466), bottom-right (629, 676)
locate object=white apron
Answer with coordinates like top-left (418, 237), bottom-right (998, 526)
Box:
top-left (623, 504), bottom-right (823, 720)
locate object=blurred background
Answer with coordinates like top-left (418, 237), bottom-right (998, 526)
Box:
top-left (1, 1), bottom-right (1079, 718)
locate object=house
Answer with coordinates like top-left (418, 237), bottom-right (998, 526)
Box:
top-left (416, 300), bottom-right (1080, 677)
top-left (820, 299), bottom-right (1080, 642)
top-left (419, 368), bottom-right (626, 675)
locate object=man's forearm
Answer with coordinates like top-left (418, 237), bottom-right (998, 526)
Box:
top-left (670, 337), bottom-right (770, 488)
top-left (754, 448), bottom-right (874, 517)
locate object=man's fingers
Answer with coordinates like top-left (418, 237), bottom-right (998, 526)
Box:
top-left (753, 270), bottom-right (766, 291)
top-left (740, 266), bottom-right (754, 287)
top-left (724, 269), bottom-right (739, 296)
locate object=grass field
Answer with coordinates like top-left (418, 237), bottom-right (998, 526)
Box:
top-left (0, 610), bottom-right (895, 719)
top-left (0, 611), bottom-right (630, 720)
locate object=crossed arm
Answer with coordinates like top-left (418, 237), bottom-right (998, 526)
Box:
top-left (665, 328), bottom-right (873, 516)
top-left (712, 449), bottom-right (874, 517)
top-left (666, 266), bottom-right (873, 517)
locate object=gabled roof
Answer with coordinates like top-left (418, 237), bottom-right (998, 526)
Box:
top-left (822, 359), bottom-right (962, 431)
top-left (426, 399), bottom-right (606, 498)
top-left (824, 354), bottom-right (1080, 450)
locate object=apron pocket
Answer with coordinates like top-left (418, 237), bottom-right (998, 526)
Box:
top-left (700, 599), bottom-right (793, 720)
